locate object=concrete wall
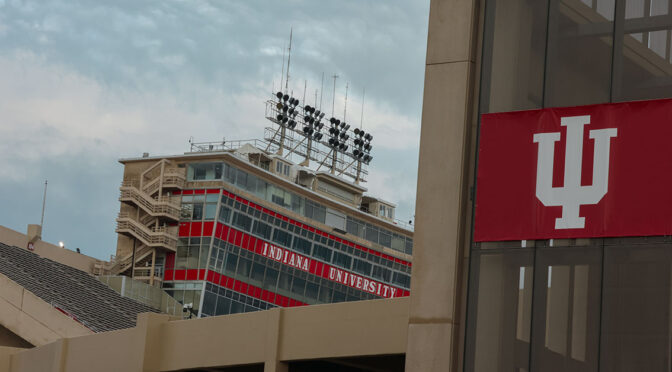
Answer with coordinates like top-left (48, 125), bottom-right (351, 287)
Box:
top-left (405, 0), bottom-right (482, 371)
top-left (0, 226), bottom-right (99, 274)
top-left (0, 274), bottom-right (93, 347)
top-left (0, 297), bottom-right (409, 372)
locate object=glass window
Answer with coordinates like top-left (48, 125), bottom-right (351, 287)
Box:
top-left (224, 252), bottom-right (238, 275)
top-left (391, 272), bottom-right (410, 288)
top-left (544, 0), bottom-right (614, 107)
top-left (465, 250), bottom-right (534, 372)
top-left (480, 0), bottom-right (548, 113)
top-left (236, 258), bottom-right (251, 279)
top-left (530, 246), bottom-right (602, 372)
top-left (250, 263), bottom-right (265, 286)
top-left (332, 251), bottom-right (352, 270)
top-left (352, 259), bottom-right (372, 276)
top-left (600, 243), bottom-right (672, 371)
top-left (613, 0), bottom-right (672, 101)
top-left (292, 236), bottom-right (312, 255)
top-left (218, 206), bottom-right (231, 223)
top-left (263, 268), bottom-right (278, 290)
top-left (232, 212), bottom-right (253, 232)
top-left (180, 204), bottom-right (193, 220)
top-left (278, 272), bottom-right (292, 292)
top-left (192, 203), bottom-right (204, 220)
top-left (215, 296), bottom-right (231, 315)
top-left (206, 194), bottom-right (219, 203)
top-left (272, 229), bottom-right (293, 248)
top-left (313, 244), bottom-right (332, 262)
top-left (204, 204), bottom-right (217, 220)
top-left (372, 265), bottom-right (392, 282)
top-left (365, 225), bottom-right (379, 244)
top-left (291, 278), bottom-right (306, 296)
top-left (252, 220), bottom-right (272, 240)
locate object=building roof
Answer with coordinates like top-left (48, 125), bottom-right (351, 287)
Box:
top-left (0, 242), bottom-right (158, 333)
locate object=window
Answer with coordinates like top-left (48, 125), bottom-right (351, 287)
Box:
top-left (232, 212), bottom-right (252, 232)
top-left (218, 207), bottom-right (231, 223)
top-left (292, 237), bottom-right (312, 255)
top-left (204, 204), bottom-right (217, 220)
top-left (372, 266), bottom-right (392, 282)
top-left (272, 229), bottom-right (292, 248)
top-left (391, 272), bottom-right (410, 289)
top-left (192, 204), bottom-right (203, 220)
top-left (352, 259), bottom-right (372, 276)
top-left (252, 220), bottom-right (272, 240)
top-left (313, 244), bottom-right (332, 262)
top-left (332, 251), bottom-right (352, 269)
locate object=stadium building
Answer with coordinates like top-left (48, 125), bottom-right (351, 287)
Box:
top-left (107, 94), bottom-right (413, 317)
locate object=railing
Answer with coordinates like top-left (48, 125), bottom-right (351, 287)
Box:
top-left (116, 214), bottom-right (177, 251)
top-left (119, 186), bottom-right (180, 219)
top-left (106, 244), bottom-right (155, 275)
top-left (189, 139), bottom-right (272, 153)
top-left (97, 276), bottom-right (182, 316)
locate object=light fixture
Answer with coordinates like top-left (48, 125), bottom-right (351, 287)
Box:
top-left (58, 241), bottom-right (65, 248)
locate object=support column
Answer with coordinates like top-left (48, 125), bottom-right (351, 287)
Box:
top-left (405, 0), bottom-right (481, 371)
top-left (264, 308), bottom-right (288, 372)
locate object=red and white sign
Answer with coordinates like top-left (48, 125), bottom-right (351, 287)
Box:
top-left (474, 98), bottom-right (672, 242)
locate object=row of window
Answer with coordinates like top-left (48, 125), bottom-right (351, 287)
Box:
top-left (219, 192), bottom-right (411, 287)
top-left (200, 283), bottom-right (275, 317)
top-left (186, 162), bottom-right (413, 254)
top-left (208, 242), bottom-right (382, 305)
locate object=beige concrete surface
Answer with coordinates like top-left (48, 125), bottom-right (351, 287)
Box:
top-left (0, 274), bottom-right (92, 348)
top-left (406, 0), bottom-right (482, 371)
top-left (0, 298), bottom-right (409, 372)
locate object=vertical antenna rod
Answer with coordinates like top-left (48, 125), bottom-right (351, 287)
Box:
top-left (40, 180), bottom-right (48, 229)
top-left (280, 44), bottom-right (286, 92)
top-left (360, 87), bottom-right (365, 129)
top-left (343, 82), bottom-right (349, 121)
top-left (319, 72), bottom-right (325, 110)
top-left (331, 74), bottom-right (339, 117)
top-left (285, 28), bottom-right (293, 93)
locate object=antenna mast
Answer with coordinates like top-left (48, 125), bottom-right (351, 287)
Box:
top-left (360, 88), bottom-right (365, 129)
top-left (344, 82), bottom-right (349, 122)
top-left (319, 72), bottom-right (325, 110)
top-left (331, 74), bottom-right (339, 117)
top-left (285, 28), bottom-right (293, 93)
top-left (40, 180), bottom-right (48, 230)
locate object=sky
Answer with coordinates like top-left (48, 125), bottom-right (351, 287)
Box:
top-left (0, 0), bottom-right (430, 260)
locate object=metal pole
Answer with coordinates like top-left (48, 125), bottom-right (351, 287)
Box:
top-left (131, 238), bottom-right (136, 279)
top-left (331, 74), bottom-right (339, 117)
top-left (40, 180), bottom-right (48, 229)
top-left (285, 28), bottom-right (293, 93)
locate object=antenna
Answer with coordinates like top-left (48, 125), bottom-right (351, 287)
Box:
top-left (40, 180), bottom-right (48, 230)
top-left (331, 74), bottom-right (339, 117)
top-left (319, 72), bottom-right (325, 110)
top-left (303, 79), bottom-right (307, 106)
top-left (280, 43), bottom-right (286, 92)
top-left (344, 82), bottom-right (349, 122)
top-left (360, 87), bottom-right (365, 129)
top-left (285, 28), bottom-right (293, 93)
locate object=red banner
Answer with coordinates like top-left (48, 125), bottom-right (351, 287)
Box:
top-left (475, 98), bottom-right (672, 241)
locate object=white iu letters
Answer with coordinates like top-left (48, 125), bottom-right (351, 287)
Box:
top-left (533, 115), bottom-right (617, 229)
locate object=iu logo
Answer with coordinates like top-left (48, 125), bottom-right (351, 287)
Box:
top-left (533, 115), bottom-right (617, 229)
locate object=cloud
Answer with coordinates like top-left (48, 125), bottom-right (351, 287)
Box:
top-left (0, 0), bottom-right (429, 258)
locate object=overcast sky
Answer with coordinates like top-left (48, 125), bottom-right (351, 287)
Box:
top-left (0, 0), bottom-right (429, 260)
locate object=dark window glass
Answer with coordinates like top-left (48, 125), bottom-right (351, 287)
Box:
top-left (225, 252), bottom-right (238, 275)
top-left (365, 226), bottom-right (379, 244)
top-left (305, 281), bottom-right (319, 300)
top-left (530, 246), bottom-right (602, 372)
top-left (544, 0), bottom-right (614, 107)
top-left (313, 244), bottom-right (332, 262)
top-left (278, 272), bottom-right (292, 292)
top-left (613, 0), bottom-right (672, 101)
top-left (272, 229), bottom-right (293, 248)
top-left (252, 220), bottom-right (272, 240)
top-left (391, 272), bottom-right (410, 288)
top-left (192, 203), bottom-right (204, 220)
top-left (264, 268), bottom-right (278, 290)
top-left (332, 251), bottom-right (352, 269)
top-left (352, 259), bottom-right (372, 276)
top-left (236, 258), bottom-right (251, 278)
top-left (465, 250), bottom-right (534, 372)
top-left (292, 236), bottom-right (312, 255)
top-left (230, 301), bottom-right (244, 314)
top-left (232, 212), bottom-right (252, 232)
top-left (480, 0), bottom-right (548, 113)
top-left (291, 278), bottom-right (306, 296)
top-left (332, 290), bottom-right (346, 303)
top-left (372, 266), bottom-right (392, 282)
top-left (215, 296), bottom-right (231, 315)
top-left (318, 286), bottom-right (332, 303)
top-left (601, 243), bottom-right (672, 371)
top-left (201, 291), bottom-right (217, 316)
top-left (250, 263), bottom-right (265, 286)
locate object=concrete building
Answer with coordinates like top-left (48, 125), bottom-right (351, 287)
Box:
top-left (2, 0), bottom-right (672, 371)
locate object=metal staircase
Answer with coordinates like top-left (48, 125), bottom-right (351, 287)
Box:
top-left (110, 159), bottom-right (185, 285)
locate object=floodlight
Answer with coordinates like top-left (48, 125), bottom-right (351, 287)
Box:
top-left (282, 105), bottom-right (288, 113)
top-left (364, 143), bottom-right (371, 151)
top-left (330, 117), bottom-right (336, 124)
top-left (283, 94), bottom-right (289, 101)
top-left (354, 128), bottom-right (360, 135)
top-left (319, 113), bottom-right (325, 118)
top-left (288, 120), bottom-right (296, 128)
top-left (276, 114), bottom-right (283, 121)
top-left (364, 133), bottom-right (372, 141)
top-left (305, 105), bottom-right (312, 112)
top-left (315, 110), bottom-right (321, 117)
top-left (353, 149), bottom-right (360, 157)
top-left (276, 91), bottom-right (283, 99)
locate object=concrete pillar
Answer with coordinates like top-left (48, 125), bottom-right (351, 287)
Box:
top-left (136, 312), bottom-right (171, 372)
top-left (405, 0), bottom-right (480, 371)
top-left (264, 308), bottom-right (288, 372)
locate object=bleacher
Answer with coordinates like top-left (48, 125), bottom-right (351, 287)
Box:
top-left (0, 242), bottom-right (159, 333)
